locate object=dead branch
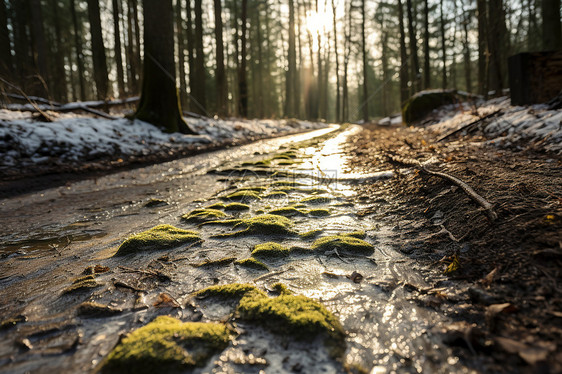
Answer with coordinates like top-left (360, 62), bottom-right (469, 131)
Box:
top-left (389, 154), bottom-right (497, 221)
top-left (437, 110), bottom-right (502, 142)
top-left (0, 77), bottom-right (55, 122)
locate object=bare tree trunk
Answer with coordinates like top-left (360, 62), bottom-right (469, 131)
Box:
top-left (238, 0), bottom-right (248, 117)
top-left (285, 0), bottom-right (297, 117)
top-left (398, 0), bottom-right (410, 104)
top-left (542, 0), bottom-right (562, 50)
top-left (461, 0), bottom-right (472, 93)
top-left (30, 0), bottom-right (49, 97)
top-left (135, 0), bottom-right (194, 134)
top-left (477, 0), bottom-right (487, 95)
top-left (361, 0), bottom-right (369, 123)
top-left (113, 0), bottom-right (126, 97)
top-left (423, 0), bottom-right (431, 89)
top-left (87, 0), bottom-right (110, 100)
top-left (0, 0), bottom-right (11, 76)
top-left (192, 0), bottom-right (207, 114)
top-left (332, 0), bottom-right (341, 123)
top-left (70, 0), bottom-right (86, 100)
top-left (176, 0), bottom-right (187, 106)
top-left (126, 0), bottom-right (138, 94)
top-left (214, 0), bottom-right (227, 116)
top-left (381, 30), bottom-right (390, 116)
top-left (342, 0), bottom-right (351, 121)
top-left (488, 0), bottom-right (505, 94)
top-left (439, 0), bottom-right (447, 89)
top-left (406, 0), bottom-right (421, 93)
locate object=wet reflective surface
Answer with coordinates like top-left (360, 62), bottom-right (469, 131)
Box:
top-left (0, 126), bottom-right (474, 373)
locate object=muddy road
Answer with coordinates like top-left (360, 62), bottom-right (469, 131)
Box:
top-left (1, 126), bottom-right (484, 373)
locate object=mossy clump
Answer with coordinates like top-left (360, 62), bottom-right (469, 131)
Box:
top-left (402, 89), bottom-right (474, 125)
top-left (241, 160), bottom-right (271, 167)
top-left (77, 301), bottom-right (122, 317)
top-left (181, 208), bottom-right (227, 223)
top-left (237, 186), bottom-right (268, 193)
top-left (223, 203), bottom-right (250, 211)
top-left (221, 191), bottom-right (261, 202)
top-left (271, 181), bottom-right (306, 188)
top-left (270, 282), bottom-right (293, 295)
top-left (300, 196), bottom-right (332, 205)
top-left (63, 275), bottom-right (100, 294)
top-left (234, 258), bottom-right (269, 271)
top-left (263, 191), bottom-right (288, 199)
top-left (114, 225), bottom-right (201, 256)
top-left (299, 229), bottom-right (323, 239)
top-left (191, 257), bottom-right (236, 268)
top-left (307, 208), bottom-right (331, 217)
top-left (212, 214), bottom-right (296, 238)
top-left (206, 203), bottom-right (226, 210)
top-left (237, 294), bottom-right (345, 347)
top-left (252, 242), bottom-right (290, 259)
top-left (102, 316), bottom-right (231, 373)
top-left (195, 283), bottom-right (267, 300)
top-left (268, 206), bottom-right (306, 217)
top-left (341, 230), bottom-right (367, 239)
top-left (311, 234), bottom-right (374, 255)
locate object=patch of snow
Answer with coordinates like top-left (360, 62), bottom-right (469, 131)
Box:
top-left (0, 113), bottom-right (327, 172)
top-left (427, 97), bottom-right (562, 154)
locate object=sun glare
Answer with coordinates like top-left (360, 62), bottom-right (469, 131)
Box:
top-left (305, 9), bottom-right (334, 38)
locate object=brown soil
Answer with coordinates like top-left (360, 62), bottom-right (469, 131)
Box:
top-left (347, 123), bottom-right (562, 372)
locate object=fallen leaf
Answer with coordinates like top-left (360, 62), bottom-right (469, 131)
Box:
top-left (444, 255), bottom-right (460, 274)
top-left (153, 293), bottom-right (180, 308)
top-left (480, 266), bottom-right (498, 287)
top-left (486, 303), bottom-right (517, 327)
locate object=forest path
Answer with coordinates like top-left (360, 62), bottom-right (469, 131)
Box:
top-left (0, 125), bottom-right (475, 373)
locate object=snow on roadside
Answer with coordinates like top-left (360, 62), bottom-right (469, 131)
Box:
top-left (426, 97), bottom-right (562, 154)
top-left (0, 111), bottom-right (327, 171)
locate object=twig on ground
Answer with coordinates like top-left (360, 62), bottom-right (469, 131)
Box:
top-left (389, 154), bottom-right (497, 221)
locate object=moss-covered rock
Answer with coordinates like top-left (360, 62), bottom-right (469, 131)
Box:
top-left (63, 275), bottom-right (100, 294)
top-left (300, 196), bottom-right (332, 205)
top-left (223, 203), bottom-right (250, 211)
top-left (181, 208), bottom-right (227, 223)
top-left (114, 225), bottom-right (201, 256)
top-left (341, 230), bottom-right (367, 239)
top-left (311, 234), bottom-right (374, 255)
top-left (251, 242), bottom-right (290, 259)
top-left (195, 283), bottom-right (267, 300)
top-left (212, 214), bottom-right (296, 238)
top-left (402, 89), bottom-right (475, 125)
top-left (234, 258), bottom-right (269, 271)
top-left (268, 206), bottom-right (306, 217)
top-left (237, 294), bottom-right (345, 348)
top-left (102, 316), bottom-right (230, 373)
top-left (299, 229), bottom-right (323, 239)
top-left (221, 191), bottom-right (261, 202)
top-left (307, 208), bottom-right (331, 217)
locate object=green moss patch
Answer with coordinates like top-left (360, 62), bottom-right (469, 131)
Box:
top-left (102, 316), bottom-right (230, 373)
top-left (212, 214), bottom-right (296, 238)
top-left (270, 282), bottom-right (293, 295)
top-left (271, 181), bottom-right (306, 187)
top-left (268, 206), bottom-right (306, 217)
top-left (234, 258), bottom-right (269, 271)
top-left (311, 234), bottom-right (374, 255)
top-left (300, 196), bottom-right (332, 205)
top-left (238, 294), bottom-right (345, 347)
top-left (181, 208), bottom-right (227, 223)
top-left (252, 242), bottom-right (290, 259)
top-left (63, 275), bottom-right (100, 294)
top-left (191, 257), bottom-right (236, 268)
top-left (221, 190), bottom-right (261, 202)
top-left (299, 229), bottom-right (323, 239)
top-left (237, 186), bottom-right (268, 193)
top-left (206, 203), bottom-right (226, 210)
top-left (264, 191), bottom-right (288, 199)
top-left (341, 230), bottom-right (367, 239)
top-left (114, 225), bottom-right (201, 256)
top-left (307, 208), bottom-right (331, 217)
top-left (195, 283), bottom-right (267, 300)
top-left (224, 203), bottom-right (250, 211)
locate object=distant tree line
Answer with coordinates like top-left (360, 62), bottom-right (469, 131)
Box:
top-left (0, 0), bottom-right (560, 123)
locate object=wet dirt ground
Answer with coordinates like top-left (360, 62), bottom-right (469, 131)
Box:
top-left (0, 124), bottom-right (559, 373)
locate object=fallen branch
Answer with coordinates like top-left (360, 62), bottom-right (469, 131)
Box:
top-left (389, 154), bottom-right (497, 221)
top-left (437, 110), bottom-right (502, 142)
top-left (0, 78), bottom-right (55, 122)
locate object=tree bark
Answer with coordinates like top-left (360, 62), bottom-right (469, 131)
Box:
top-left (29, 0), bottom-right (49, 97)
top-left (0, 0), bottom-right (12, 76)
top-left (238, 0), bottom-right (248, 117)
top-left (477, 0), bottom-right (488, 95)
top-left (135, 0), bottom-right (194, 134)
top-left (542, 0), bottom-right (562, 50)
top-left (113, 0), bottom-right (126, 97)
top-left (50, 0), bottom-right (68, 101)
top-left (361, 0), bottom-right (369, 123)
top-left (285, 0), bottom-right (297, 117)
top-left (87, 0), bottom-right (110, 100)
top-left (439, 0), bottom-right (447, 89)
top-left (488, 0), bottom-right (505, 94)
top-left (176, 0), bottom-right (187, 106)
top-left (214, 0), bottom-right (227, 116)
top-left (406, 0), bottom-right (421, 93)
top-left (70, 0), bottom-right (86, 100)
top-left (423, 0), bottom-right (431, 89)
top-left (126, 0), bottom-right (139, 94)
top-left (332, 0), bottom-right (341, 123)
top-left (461, 0), bottom-right (472, 93)
top-left (192, 0), bottom-right (207, 114)
top-left (398, 0), bottom-right (410, 104)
